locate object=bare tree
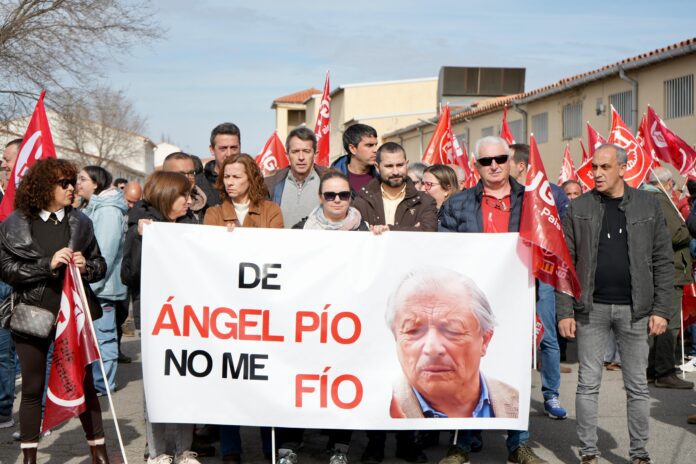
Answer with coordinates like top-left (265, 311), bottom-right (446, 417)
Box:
top-left (53, 85), bottom-right (147, 167)
top-left (0, 0), bottom-right (160, 118)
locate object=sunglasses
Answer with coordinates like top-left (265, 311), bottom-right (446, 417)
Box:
top-left (56, 178), bottom-right (76, 189)
top-left (477, 154), bottom-right (509, 166)
top-left (322, 191), bottom-right (351, 201)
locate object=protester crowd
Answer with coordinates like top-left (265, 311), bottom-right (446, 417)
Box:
top-left (0, 120), bottom-right (695, 464)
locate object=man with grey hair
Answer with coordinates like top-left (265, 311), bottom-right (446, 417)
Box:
top-left (644, 166), bottom-right (694, 389)
top-left (388, 267), bottom-right (518, 420)
top-left (439, 136), bottom-right (546, 464)
top-left (446, 164), bottom-right (467, 191)
top-left (558, 143), bottom-right (672, 464)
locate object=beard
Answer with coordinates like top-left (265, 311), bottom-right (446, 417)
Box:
top-left (382, 175), bottom-right (405, 188)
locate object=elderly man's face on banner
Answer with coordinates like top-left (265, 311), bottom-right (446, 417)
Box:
top-left (393, 290), bottom-right (493, 401)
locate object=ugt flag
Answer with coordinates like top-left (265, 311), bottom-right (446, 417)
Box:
top-left (42, 263), bottom-right (100, 432)
top-left (520, 135), bottom-right (581, 299)
top-left (421, 105), bottom-right (474, 185)
top-left (607, 106), bottom-right (652, 187)
top-left (558, 144), bottom-right (577, 185)
top-left (313, 71), bottom-right (331, 167)
top-left (0, 91), bottom-right (57, 221)
top-left (255, 132), bottom-right (288, 176)
top-left (500, 105), bottom-right (515, 145)
top-left (645, 106), bottom-right (696, 174)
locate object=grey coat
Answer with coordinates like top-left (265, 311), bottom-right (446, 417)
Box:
top-left (556, 184), bottom-right (674, 322)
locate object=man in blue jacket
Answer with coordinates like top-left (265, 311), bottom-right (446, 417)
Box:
top-left (331, 123), bottom-right (379, 195)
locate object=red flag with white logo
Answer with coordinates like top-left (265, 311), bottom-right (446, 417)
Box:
top-left (313, 71), bottom-right (331, 167)
top-left (0, 91), bottom-right (57, 221)
top-left (520, 135), bottom-right (581, 299)
top-left (42, 263), bottom-right (100, 432)
top-left (255, 132), bottom-right (288, 177)
top-left (645, 106), bottom-right (696, 174)
top-left (500, 105), bottom-right (515, 145)
top-left (607, 106), bottom-right (652, 187)
top-left (422, 105), bottom-right (474, 185)
top-left (468, 156), bottom-right (480, 187)
top-left (587, 122), bottom-right (606, 156)
top-left (637, 115), bottom-right (662, 169)
top-left (558, 144), bottom-right (577, 185)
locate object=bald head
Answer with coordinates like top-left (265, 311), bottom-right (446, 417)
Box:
top-left (124, 181), bottom-right (142, 208)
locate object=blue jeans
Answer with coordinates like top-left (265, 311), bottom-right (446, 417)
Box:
top-left (688, 323), bottom-right (696, 356)
top-left (575, 303), bottom-right (650, 460)
top-left (537, 282), bottom-right (561, 400)
top-left (456, 429), bottom-right (529, 454)
top-left (92, 301), bottom-right (118, 393)
top-left (220, 426), bottom-right (271, 456)
top-left (0, 327), bottom-right (16, 419)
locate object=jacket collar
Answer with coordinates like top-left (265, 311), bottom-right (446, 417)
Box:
top-left (362, 177), bottom-right (420, 200)
top-left (472, 176), bottom-right (525, 199)
top-left (590, 181), bottom-right (634, 210)
top-left (220, 200), bottom-right (263, 223)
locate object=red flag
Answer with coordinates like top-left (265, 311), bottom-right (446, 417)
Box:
top-left (313, 71), bottom-right (331, 167)
top-left (0, 91), bottom-right (57, 221)
top-left (534, 313), bottom-right (545, 348)
top-left (500, 105), bottom-right (515, 145)
top-left (587, 122), bottom-right (606, 156)
top-left (468, 155), bottom-right (480, 187)
top-left (607, 106), bottom-right (651, 187)
top-left (255, 132), bottom-right (288, 176)
top-left (579, 140), bottom-right (590, 164)
top-left (645, 106), bottom-right (696, 174)
top-left (43, 263), bottom-right (100, 432)
top-left (558, 144), bottom-right (578, 185)
top-left (520, 135), bottom-right (581, 299)
top-left (422, 105), bottom-right (475, 185)
top-left (636, 115), bottom-right (662, 169)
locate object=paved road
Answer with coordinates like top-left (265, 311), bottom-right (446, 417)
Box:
top-left (1, 335), bottom-right (695, 464)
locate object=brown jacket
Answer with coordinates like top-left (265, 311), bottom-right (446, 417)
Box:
top-left (203, 199), bottom-right (284, 229)
top-left (389, 373), bottom-right (519, 419)
top-left (352, 178), bottom-right (438, 232)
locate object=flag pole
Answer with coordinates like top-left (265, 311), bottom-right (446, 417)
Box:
top-left (272, 427), bottom-right (276, 464)
top-left (681, 308), bottom-right (686, 380)
top-left (72, 263), bottom-right (129, 464)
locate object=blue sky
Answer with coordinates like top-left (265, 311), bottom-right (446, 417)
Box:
top-left (105, 0), bottom-right (696, 157)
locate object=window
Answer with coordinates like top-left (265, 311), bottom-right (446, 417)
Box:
top-left (531, 112), bottom-right (548, 144)
top-left (508, 119), bottom-right (523, 143)
top-left (664, 74), bottom-right (694, 119)
top-left (481, 126), bottom-right (494, 137)
top-left (609, 90), bottom-right (633, 128)
top-left (562, 102), bottom-right (582, 139)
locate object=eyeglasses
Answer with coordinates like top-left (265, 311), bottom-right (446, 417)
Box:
top-left (477, 154), bottom-right (509, 166)
top-left (421, 181), bottom-right (440, 191)
top-left (322, 191), bottom-right (351, 201)
top-left (56, 178), bottom-right (76, 189)
top-left (178, 170), bottom-right (196, 178)
top-left (484, 196), bottom-right (509, 212)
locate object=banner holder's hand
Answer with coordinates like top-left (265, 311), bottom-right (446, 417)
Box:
top-left (370, 225), bottom-right (389, 235)
top-left (72, 251), bottom-right (87, 274)
top-left (226, 223), bottom-right (236, 232)
top-left (138, 219), bottom-right (153, 236)
top-left (558, 317), bottom-right (576, 339)
top-left (50, 247), bottom-right (73, 271)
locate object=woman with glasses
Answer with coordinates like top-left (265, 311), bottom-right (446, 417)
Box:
top-left (0, 158), bottom-right (109, 463)
top-left (421, 165), bottom-right (459, 210)
top-left (293, 169), bottom-right (367, 231)
top-left (202, 153), bottom-right (281, 463)
top-left (120, 171), bottom-right (198, 464)
top-left (76, 166), bottom-right (128, 397)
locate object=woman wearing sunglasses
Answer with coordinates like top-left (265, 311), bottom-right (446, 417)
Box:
top-left (76, 166), bottom-right (128, 397)
top-left (202, 153), bottom-right (281, 463)
top-left (0, 158), bottom-right (109, 463)
top-left (421, 165), bottom-right (459, 210)
top-left (293, 169), bottom-right (367, 231)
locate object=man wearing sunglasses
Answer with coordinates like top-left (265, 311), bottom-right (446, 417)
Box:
top-left (265, 127), bottom-right (326, 229)
top-left (439, 136), bottom-right (547, 464)
top-left (352, 142), bottom-right (437, 234)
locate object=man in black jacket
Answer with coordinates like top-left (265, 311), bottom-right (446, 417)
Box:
top-left (557, 144), bottom-right (672, 464)
top-left (197, 122), bottom-right (241, 209)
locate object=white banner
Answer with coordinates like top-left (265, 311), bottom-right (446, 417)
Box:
top-left (142, 223), bottom-right (533, 430)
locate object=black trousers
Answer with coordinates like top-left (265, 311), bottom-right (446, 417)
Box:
top-left (13, 332), bottom-right (104, 443)
top-left (648, 286), bottom-right (683, 378)
top-left (115, 299), bottom-right (129, 347)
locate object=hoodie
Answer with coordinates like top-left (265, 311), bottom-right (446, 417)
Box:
top-left (82, 188), bottom-right (128, 301)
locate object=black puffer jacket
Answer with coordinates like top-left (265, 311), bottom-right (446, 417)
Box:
top-left (120, 200), bottom-right (168, 297)
top-left (0, 207), bottom-right (106, 319)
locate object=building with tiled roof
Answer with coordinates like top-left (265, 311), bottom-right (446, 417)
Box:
top-left (385, 38), bottom-right (696, 181)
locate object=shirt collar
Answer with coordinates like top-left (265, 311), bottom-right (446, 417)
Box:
top-left (288, 169), bottom-right (316, 186)
top-left (412, 373), bottom-right (491, 418)
top-left (381, 184), bottom-right (406, 201)
top-left (39, 208), bottom-right (66, 222)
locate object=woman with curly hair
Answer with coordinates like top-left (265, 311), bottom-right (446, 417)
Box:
top-left (0, 158), bottom-right (109, 463)
top-left (203, 153), bottom-right (283, 229)
top-left (203, 154), bottom-right (282, 463)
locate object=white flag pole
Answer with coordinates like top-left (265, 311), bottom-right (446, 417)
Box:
top-left (271, 427), bottom-right (277, 464)
top-left (72, 263), bottom-right (129, 464)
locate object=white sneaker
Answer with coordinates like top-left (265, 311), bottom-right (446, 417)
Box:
top-left (147, 454), bottom-right (173, 464)
top-left (175, 451), bottom-right (201, 464)
top-left (0, 417), bottom-right (14, 429)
